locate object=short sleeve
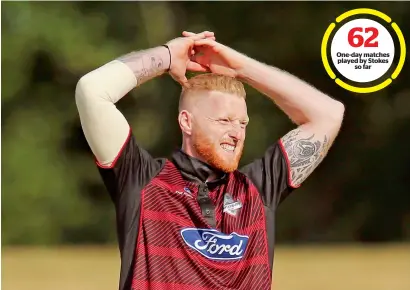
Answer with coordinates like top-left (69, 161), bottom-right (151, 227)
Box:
top-left (97, 129), bottom-right (164, 207)
top-left (239, 141), bottom-right (299, 210)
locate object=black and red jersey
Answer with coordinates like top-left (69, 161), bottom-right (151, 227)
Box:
top-left (98, 130), bottom-right (298, 290)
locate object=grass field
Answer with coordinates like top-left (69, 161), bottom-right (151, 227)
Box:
top-left (2, 244), bottom-right (410, 290)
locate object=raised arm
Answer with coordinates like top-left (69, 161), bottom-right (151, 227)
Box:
top-left (75, 46), bottom-right (170, 166)
top-left (191, 37), bottom-right (345, 187)
top-left (236, 57), bottom-right (344, 187)
top-left (75, 32), bottom-right (214, 167)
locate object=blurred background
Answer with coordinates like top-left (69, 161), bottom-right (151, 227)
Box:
top-left (2, 1), bottom-right (410, 290)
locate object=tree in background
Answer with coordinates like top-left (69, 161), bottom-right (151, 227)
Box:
top-left (2, 1), bottom-right (410, 245)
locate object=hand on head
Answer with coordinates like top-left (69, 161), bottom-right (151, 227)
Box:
top-left (165, 31), bottom-right (214, 87)
top-left (166, 30), bottom-right (245, 87)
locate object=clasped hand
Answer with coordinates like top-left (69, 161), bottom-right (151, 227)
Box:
top-left (166, 31), bottom-right (244, 87)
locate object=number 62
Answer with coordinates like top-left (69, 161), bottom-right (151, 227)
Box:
top-left (348, 27), bottom-right (379, 48)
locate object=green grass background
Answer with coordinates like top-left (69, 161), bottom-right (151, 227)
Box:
top-left (3, 245), bottom-right (410, 290)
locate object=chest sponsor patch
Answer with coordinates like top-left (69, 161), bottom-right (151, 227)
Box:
top-left (181, 228), bottom-right (249, 261)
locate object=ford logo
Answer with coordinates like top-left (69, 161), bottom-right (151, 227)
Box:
top-left (181, 228), bottom-right (249, 261)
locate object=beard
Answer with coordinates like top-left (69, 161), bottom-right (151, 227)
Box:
top-left (192, 129), bottom-right (243, 173)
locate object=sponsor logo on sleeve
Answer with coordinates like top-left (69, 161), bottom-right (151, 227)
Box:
top-left (174, 187), bottom-right (193, 198)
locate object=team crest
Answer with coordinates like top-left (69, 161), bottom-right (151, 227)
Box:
top-left (223, 193), bottom-right (242, 217)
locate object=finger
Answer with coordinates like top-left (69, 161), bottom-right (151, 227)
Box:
top-left (179, 76), bottom-right (190, 88)
top-left (194, 38), bottom-right (218, 49)
top-left (183, 31), bottom-right (214, 41)
top-left (182, 31), bottom-right (216, 40)
top-left (182, 31), bottom-right (195, 37)
top-left (183, 31), bottom-right (216, 41)
top-left (187, 61), bottom-right (210, 72)
top-left (172, 75), bottom-right (190, 88)
top-left (183, 30), bottom-right (214, 37)
top-left (171, 70), bottom-right (190, 88)
top-left (203, 31), bottom-right (214, 37)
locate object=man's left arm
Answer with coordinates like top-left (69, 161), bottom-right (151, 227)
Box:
top-left (190, 37), bottom-right (344, 204)
top-left (238, 56), bottom-right (345, 189)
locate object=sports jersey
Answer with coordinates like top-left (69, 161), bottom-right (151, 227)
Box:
top-left (98, 130), bottom-right (297, 290)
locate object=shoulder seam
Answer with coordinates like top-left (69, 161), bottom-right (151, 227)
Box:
top-left (278, 139), bottom-right (301, 189)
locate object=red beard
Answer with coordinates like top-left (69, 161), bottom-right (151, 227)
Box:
top-left (192, 129), bottom-right (243, 173)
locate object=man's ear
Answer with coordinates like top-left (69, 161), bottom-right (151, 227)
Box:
top-left (178, 110), bottom-right (193, 135)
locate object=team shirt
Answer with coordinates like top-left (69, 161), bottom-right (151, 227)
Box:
top-left (98, 132), bottom-right (297, 290)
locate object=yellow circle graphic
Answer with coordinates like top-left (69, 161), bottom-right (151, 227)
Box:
top-left (321, 8), bottom-right (406, 93)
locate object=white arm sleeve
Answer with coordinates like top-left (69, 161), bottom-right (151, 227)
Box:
top-left (75, 60), bottom-right (137, 167)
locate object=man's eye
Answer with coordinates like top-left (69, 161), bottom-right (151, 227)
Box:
top-left (219, 119), bottom-right (230, 124)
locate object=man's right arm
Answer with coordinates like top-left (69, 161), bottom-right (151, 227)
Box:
top-left (75, 46), bottom-right (170, 167)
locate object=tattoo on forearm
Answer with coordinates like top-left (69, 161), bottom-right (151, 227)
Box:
top-left (117, 51), bottom-right (164, 85)
top-left (282, 129), bottom-right (330, 186)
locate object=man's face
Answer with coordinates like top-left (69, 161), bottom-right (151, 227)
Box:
top-left (190, 91), bottom-right (249, 172)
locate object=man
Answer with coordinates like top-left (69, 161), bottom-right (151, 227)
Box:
top-left (76, 31), bottom-right (344, 290)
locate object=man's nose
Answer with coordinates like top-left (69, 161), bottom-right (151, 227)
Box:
top-left (228, 129), bottom-right (244, 141)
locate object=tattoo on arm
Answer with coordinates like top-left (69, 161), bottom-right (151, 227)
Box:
top-left (281, 129), bottom-right (330, 186)
top-left (117, 48), bottom-right (166, 85)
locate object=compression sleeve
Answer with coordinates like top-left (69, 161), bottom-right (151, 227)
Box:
top-left (75, 60), bottom-right (137, 166)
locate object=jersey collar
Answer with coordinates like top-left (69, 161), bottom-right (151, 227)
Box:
top-left (171, 149), bottom-right (227, 185)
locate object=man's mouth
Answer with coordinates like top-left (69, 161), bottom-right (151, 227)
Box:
top-left (220, 143), bottom-right (236, 152)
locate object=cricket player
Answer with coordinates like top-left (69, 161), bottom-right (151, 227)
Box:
top-left (75, 31), bottom-right (344, 290)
